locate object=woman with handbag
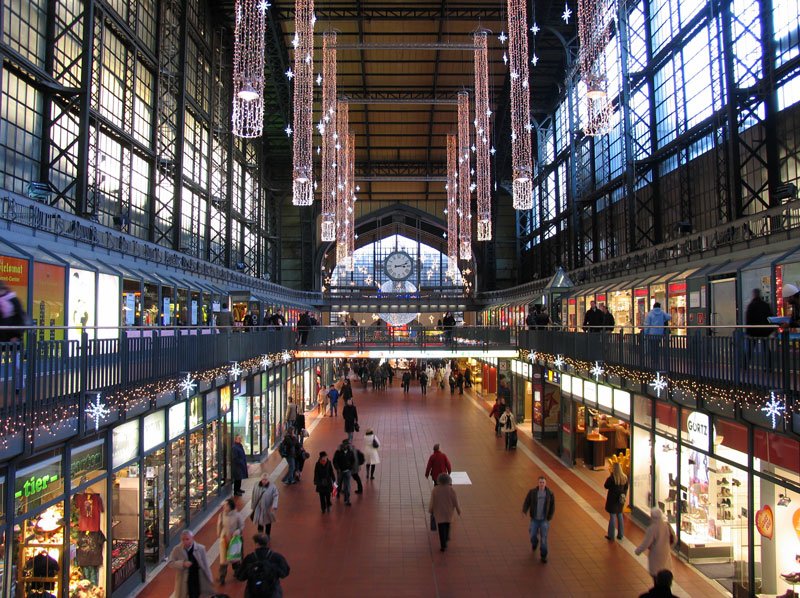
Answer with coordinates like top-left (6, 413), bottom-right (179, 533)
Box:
top-left (217, 498), bottom-right (245, 584)
top-left (251, 473), bottom-right (279, 536)
top-left (603, 462), bottom-right (629, 540)
top-left (313, 451), bottom-right (336, 514)
top-left (363, 429), bottom-right (381, 479)
top-left (498, 407), bottom-right (517, 450)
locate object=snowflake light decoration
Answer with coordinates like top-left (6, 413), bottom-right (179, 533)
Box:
top-left (649, 372), bottom-right (668, 398)
top-left (531, 53), bottom-right (539, 66)
top-left (260, 355), bottom-right (273, 370)
top-left (553, 354), bottom-right (565, 369)
top-left (178, 372), bottom-right (197, 398)
top-left (761, 392), bottom-right (785, 429)
top-left (229, 362), bottom-right (243, 379)
top-left (282, 351), bottom-right (292, 363)
top-left (498, 31), bottom-right (508, 44)
top-left (530, 22), bottom-right (540, 35)
top-left (561, 2), bottom-right (572, 23)
top-left (528, 351), bottom-right (537, 363)
top-left (85, 394), bottom-right (111, 429)
top-left (589, 361), bottom-right (604, 380)
top-left (285, 68), bottom-right (294, 80)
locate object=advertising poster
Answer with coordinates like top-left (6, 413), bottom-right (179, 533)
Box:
top-left (33, 262), bottom-right (65, 340)
top-left (68, 268), bottom-right (96, 341)
top-left (124, 293), bottom-right (136, 326)
top-left (97, 273), bottom-right (120, 339)
top-left (0, 255), bottom-right (29, 310)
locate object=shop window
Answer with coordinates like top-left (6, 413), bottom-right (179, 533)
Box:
top-left (653, 435), bottom-right (678, 524)
top-left (71, 479), bottom-right (108, 597)
top-left (188, 430), bottom-right (205, 517)
top-left (13, 502), bottom-right (65, 598)
top-left (168, 438), bottom-right (187, 537)
top-left (110, 466), bottom-right (140, 591)
top-left (715, 419), bottom-right (749, 468)
top-left (654, 402), bottom-right (678, 438)
top-left (754, 475), bottom-right (799, 596)
top-left (206, 422), bottom-right (220, 496)
top-left (143, 449), bottom-right (165, 570)
top-left (15, 457), bottom-right (63, 518)
top-left (754, 430), bottom-right (800, 485)
top-left (632, 426), bottom-right (652, 511)
top-left (70, 441), bottom-right (105, 488)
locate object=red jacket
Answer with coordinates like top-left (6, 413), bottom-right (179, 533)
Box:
top-left (489, 403), bottom-right (503, 420)
top-left (425, 451), bottom-right (452, 481)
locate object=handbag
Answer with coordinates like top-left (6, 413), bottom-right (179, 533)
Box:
top-left (430, 513), bottom-right (437, 531)
top-left (354, 422), bottom-right (360, 432)
top-left (372, 437), bottom-right (380, 449)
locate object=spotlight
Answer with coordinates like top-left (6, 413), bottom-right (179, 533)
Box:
top-left (778, 494), bottom-right (792, 507)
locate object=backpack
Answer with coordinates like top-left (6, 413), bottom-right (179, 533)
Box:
top-left (246, 551), bottom-right (279, 598)
top-left (278, 440), bottom-right (289, 458)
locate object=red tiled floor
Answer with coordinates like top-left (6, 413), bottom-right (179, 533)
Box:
top-left (136, 376), bottom-right (718, 597)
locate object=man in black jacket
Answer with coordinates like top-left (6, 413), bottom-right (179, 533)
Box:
top-left (583, 300), bottom-right (604, 332)
top-left (236, 533), bottom-right (290, 597)
top-left (332, 440), bottom-right (356, 505)
top-left (522, 476), bottom-right (556, 563)
top-left (744, 288), bottom-right (774, 369)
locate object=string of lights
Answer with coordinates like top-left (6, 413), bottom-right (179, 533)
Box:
top-left (578, 0), bottom-right (613, 135)
top-left (320, 31), bottom-right (337, 239)
top-left (291, 0), bottom-right (315, 205)
top-left (474, 32), bottom-right (492, 241)
top-left (336, 101), bottom-right (350, 267)
top-left (507, 0), bottom-right (533, 210)
top-left (457, 91), bottom-right (472, 260)
top-left (446, 133), bottom-right (459, 276)
top-left (346, 132), bottom-right (356, 270)
top-left (232, 0), bottom-right (267, 138)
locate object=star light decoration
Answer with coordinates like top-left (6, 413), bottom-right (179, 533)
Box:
top-left (553, 354), bottom-right (566, 369)
top-left (761, 392), bottom-right (785, 429)
top-left (229, 361), bottom-right (243, 379)
top-left (178, 372), bottom-right (198, 398)
top-left (649, 372), bottom-right (668, 398)
top-left (474, 32), bottom-right (492, 241)
top-left (232, 0), bottom-right (267, 138)
top-left (528, 351), bottom-right (537, 363)
top-left (85, 393), bottom-right (111, 430)
top-left (260, 355), bottom-right (273, 369)
top-left (445, 134), bottom-right (459, 276)
top-left (320, 32), bottom-right (338, 241)
top-left (506, 0), bottom-right (534, 210)
top-left (562, 2), bottom-right (572, 23)
top-left (291, 0), bottom-right (315, 206)
top-left (457, 91), bottom-right (472, 259)
top-left (282, 351), bottom-right (293, 363)
top-left (589, 361), bottom-right (605, 380)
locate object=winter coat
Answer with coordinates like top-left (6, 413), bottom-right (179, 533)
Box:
top-left (236, 546), bottom-right (290, 598)
top-left (342, 404), bottom-right (359, 433)
top-left (363, 432), bottom-right (381, 465)
top-left (522, 487), bottom-right (556, 521)
top-left (583, 307), bottom-right (604, 331)
top-left (313, 459), bottom-right (336, 494)
top-left (489, 403), bottom-right (503, 421)
top-left (168, 542), bottom-right (214, 598)
top-left (635, 517), bottom-right (675, 576)
top-left (333, 446), bottom-right (356, 472)
top-left (252, 481), bottom-right (279, 528)
top-left (429, 482), bottom-right (461, 523)
top-left (217, 509), bottom-right (245, 564)
top-left (643, 308), bottom-right (672, 335)
top-left (499, 411), bottom-right (517, 432)
top-left (604, 476), bottom-right (629, 514)
top-left (424, 450), bottom-right (452, 481)
top-left (745, 297), bottom-right (774, 337)
top-left (232, 442), bottom-right (248, 480)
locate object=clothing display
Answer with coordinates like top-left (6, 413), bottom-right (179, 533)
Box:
top-left (26, 552), bottom-right (60, 590)
top-left (74, 493), bottom-right (104, 533)
top-left (75, 532), bottom-right (106, 567)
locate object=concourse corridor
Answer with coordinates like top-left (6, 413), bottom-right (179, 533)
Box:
top-left (136, 372), bottom-right (720, 598)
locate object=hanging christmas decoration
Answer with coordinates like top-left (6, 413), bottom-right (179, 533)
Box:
top-left (474, 32), bottom-right (492, 241)
top-left (232, 0), bottom-right (267, 138)
top-left (578, 0), bottom-right (614, 135)
top-left (336, 102), bottom-right (351, 268)
top-left (507, 0), bottom-right (533, 210)
top-left (346, 132), bottom-right (356, 270)
top-left (178, 372), bottom-right (198, 398)
top-left (761, 391), bottom-right (785, 429)
top-left (291, 0), bottom-right (315, 205)
top-left (85, 393), bottom-right (111, 429)
top-left (457, 91), bottom-right (472, 259)
top-left (320, 31), bottom-right (337, 240)
top-left (446, 134), bottom-right (459, 276)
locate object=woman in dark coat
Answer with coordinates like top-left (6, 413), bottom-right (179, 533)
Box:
top-left (313, 451), bottom-right (336, 513)
top-left (342, 398), bottom-right (359, 443)
top-left (604, 462), bottom-right (629, 540)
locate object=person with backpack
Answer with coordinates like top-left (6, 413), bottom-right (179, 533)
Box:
top-left (363, 429), bottom-right (380, 480)
top-left (236, 533), bottom-right (290, 598)
top-left (313, 451), bottom-right (336, 513)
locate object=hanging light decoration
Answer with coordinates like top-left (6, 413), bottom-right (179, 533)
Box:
top-left (320, 32), bottom-right (337, 239)
top-left (345, 132), bottom-right (356, 271)
top-left (578, 0), bottom-right (613, 135)
top-left (507, 0), bottom-right (533, 210)
top-left (473, 32), bottom-right (492, 241)
top-left (291, 0), bottom-right (315, 205)
top-left (446, 134), bottom-right (458, 276)
top-left (336, 101), bottom-right (350, 267)
top-left (232, 0), bottom-right (267, 138)
top-left (457, 91), bottom-right (472, 260)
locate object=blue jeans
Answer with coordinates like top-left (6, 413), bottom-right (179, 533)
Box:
top-left (608, 513), bottom-right (624, 539)
top-left (282, 456), bottom-right (296, 484)
top-left (338, 470), bottom-right (352, 502)
top-left (347, 430), bottom-right (354, 443)
top-left (529, 519), bottom-right (550, 557)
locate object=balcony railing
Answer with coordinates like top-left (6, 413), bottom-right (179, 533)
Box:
top-left (304, 325), bottom-right (512, 350)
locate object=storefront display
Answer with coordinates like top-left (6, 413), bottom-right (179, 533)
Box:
top-left (143, 449), bottom-right (164, 569)
top-left (15, 502), bottom-right (66, 598)
top-left (168, 437), bottom-right (186, 537)
top-left (606, 288), bottom-right (632, 332)
top-left (68, 269), bottom-right (96, 341)
top-left (111, 466), bottom-right (139, 591)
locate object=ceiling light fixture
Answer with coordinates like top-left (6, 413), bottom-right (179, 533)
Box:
top-left (474, 32), bottom-right (492, 241)
top-left (291, 0), bottom-right (315, 205)
top-left (320, 32), bottom-right (337, 240)
top-left (232, 0), bottom-right (267, 137)
top-left (507, 0), bottom-right (533, 210)
top-left (346, 132), bottom-right (356, 271)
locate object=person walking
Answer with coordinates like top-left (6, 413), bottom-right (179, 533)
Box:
top-left (604, 462), bottom-right (629, 540)
top-left (215, 305), bottom-right (234, 331)
top-left (363, 428), bottom-right (380, 479)
top-left (429, 473), bottom-right (461, 552)
top-left (424, 444), bottom-right (452, 485)
top-left (489, 398), bottom-right (505, 437)
top-left (456, 370), bottom-right (464, 394)
top-left (447, 371), bottom-right (456, 394)
top-left (168, 530), bottom-right (214, 598)
top-left (317, 385), bottom-right (328, 415)
top-left (342, 398), bottom-right (359, 444)
top-left (341, 378), bottom-right (353, 402)
top-left (235, 533), bottom-right (291, 598)
top-left (333, 439), bottom-right (356, 506)
top-left (251, 473), bottom-right (279, 536)
top-left (464, 367), bottom-right (472, 388)
top-left (313, 451), bottom-right (336, 513)
top-left (352, 445), bottom-right (365, 494)
top-left (583, 300), bottom-right (604, 332)
top-left (401, 370), bottom-right (412, 393)
top-left (635, 507), bottom-right (676, 585)
top-left (232, 435), bottom-right (248, 496)
top-left (639, 570), bottom-right (677, 598)
top-left (279, 431), bottom-right (299, 485)
top-left (522, 476), bottom-right (556, 563)
top-left (744, 288), bottom-right (774, 369)
top-left (294, 409), bottom-right (306, 447)
top-left (297, 311), bottom-right (311, 345)
top-left (217, 498), bottom-right (245, 584)
top-left (498, 406), bottom-right (517, 450)
top-left (0, 281), bottom-right (27, 342)
top-left (419, 370), bottom-right (428, 395)
top-left (601, 303), bottom-right (616, 332)
top-left (327, 384), bottom-right (340, 417)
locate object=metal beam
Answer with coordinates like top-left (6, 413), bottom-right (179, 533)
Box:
top-left (274, 6), bottom-right (504, 20)
top-left (356, 176), bottom-right (448, 182)
top-left (336, 42), bottom-right (475, 50)
top-left (339, 93), bottom-right (459, 105)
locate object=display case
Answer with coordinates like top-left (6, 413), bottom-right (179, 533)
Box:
top-left (189, 430), bottom-right (205, 517)
top-left (143, 450), bottom-right (164, 567)
top-left (168, 438), bottom-right (186, 537)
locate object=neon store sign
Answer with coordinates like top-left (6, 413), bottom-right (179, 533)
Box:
top-left (15, 474), bottom-right (59, 500)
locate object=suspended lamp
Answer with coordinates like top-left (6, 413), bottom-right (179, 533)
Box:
top-left (473, 32), bottom-right (492, 241)
top-left (457, 91), bottom-right (472, 260)
top-left (291, 0), bottom-right (315, 205)
top-left (578, 0), bottom-right (614, 135)
top-left (232, 0), bottom-right (267, 138)
top-left (507, 0), bottom-right (533, 210)
top-left (320, 32), bottom-right (337, 240)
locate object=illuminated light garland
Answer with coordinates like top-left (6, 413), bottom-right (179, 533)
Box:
top-left (178, 372), bottom-right (198, 398)
top-left (446, 134), bottom-right (459, 276)
top-left (346, 132), bottom-right (356, 270)
top-left (457, 91), bottom-right (472, 259)
top-left (291, 0), bottom-right (315, 205)
top-left (232, 0), bottom-right (267, 138)
top-left (507, 0), bottom-right (533, 210)
top-left (473, 32), bottom-right (492, 241)
top-left (578, 0), bottom-right (613, 136)
top-left (320, 32), bottom-right (337, 240)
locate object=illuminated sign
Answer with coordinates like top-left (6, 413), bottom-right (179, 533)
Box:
top-left (15, 474), bottom-right (59, 499)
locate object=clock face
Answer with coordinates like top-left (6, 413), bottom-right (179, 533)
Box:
top-left (384, 251), bottom-right (414, 281)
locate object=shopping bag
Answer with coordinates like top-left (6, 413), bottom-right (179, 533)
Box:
top-left (332, 482), bottom-right (339, 498)
top-left (226, 534), bottom-right (243, 563)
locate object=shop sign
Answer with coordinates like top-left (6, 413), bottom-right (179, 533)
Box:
top-left (755, 504), bottom-right (774, 540)
top-left (162, 297), bottom-right (171, 325)
top-left (686, 412), bottom-right (715, 449)
top-left (143, 410), bottom-right (166, 452)
top-left (169, 402), bottom-right (186, 440)
top-left (561, 374), bottom-right (572, 395)
top-left (597, 385), bottom-right (613, 410)
top-left (70, 441), bottom-right (105, 482)
top-left (583, 381), bottom-right (597, 405)
top-left (112, 420), bottom-right (140, 468)
top-left (613, 389), bottom-right (631, 417)
top-left (14, 456), bottom-right (61, 506)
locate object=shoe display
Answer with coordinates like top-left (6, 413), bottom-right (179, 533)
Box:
top-left (731, 478), bottom-right (741, 487)
top-left (719, 466), bottom-right (732, 473)
top-left (719, 487), bottom-right (732, 497)
top-left (716, 478), bottom-right (729, 486)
